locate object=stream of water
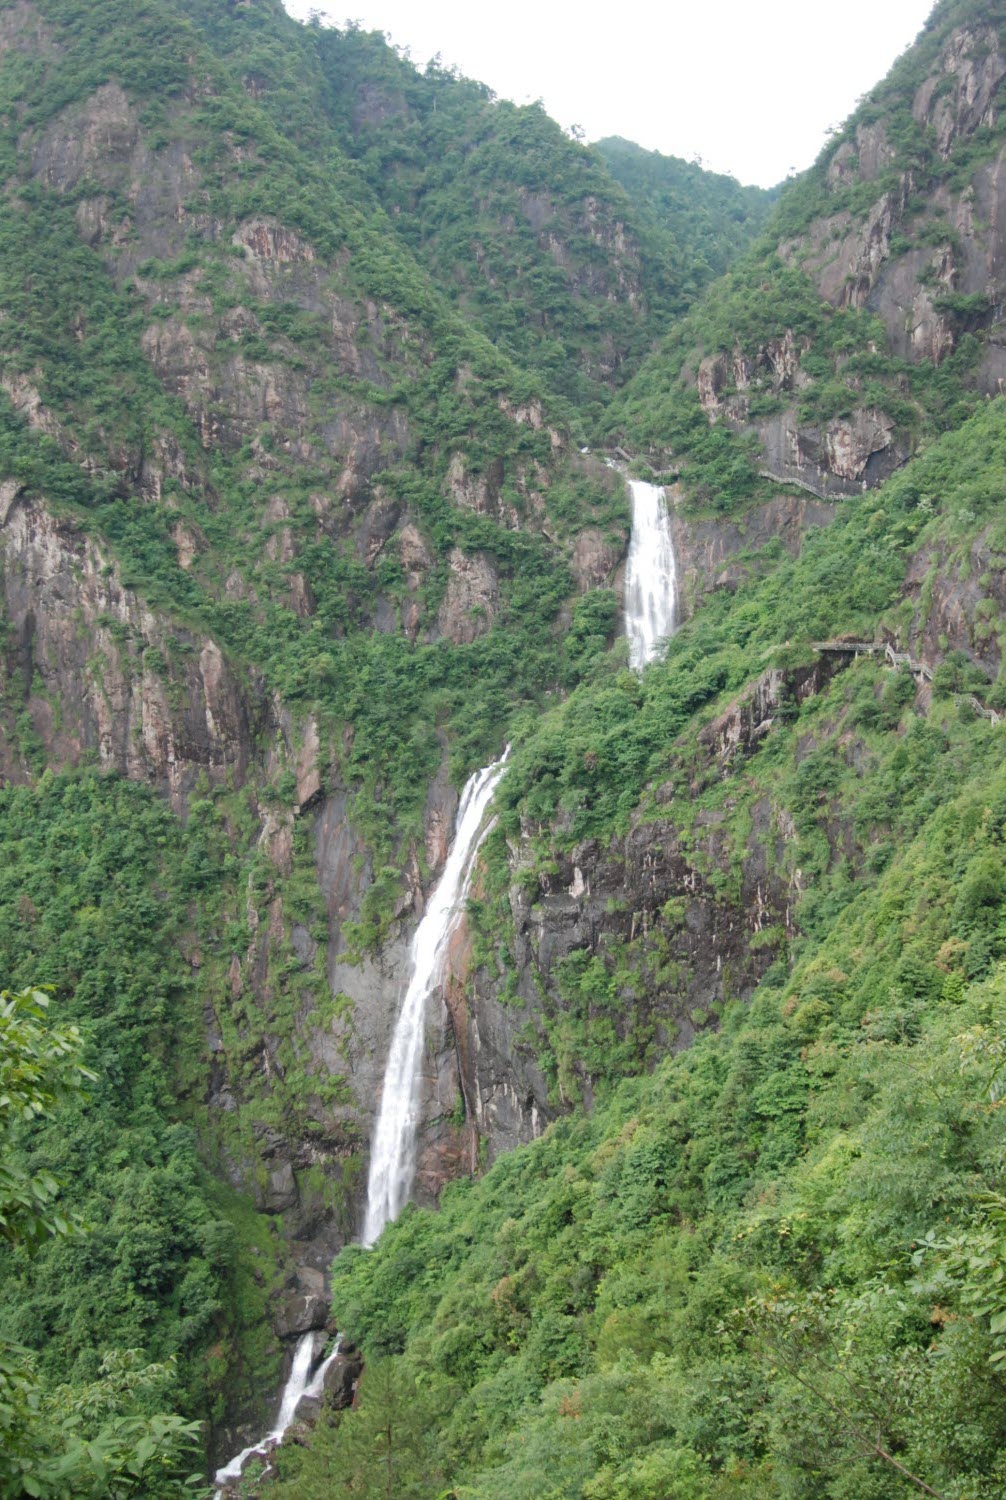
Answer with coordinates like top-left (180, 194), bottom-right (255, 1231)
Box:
top-left (214, 1332), bottom-right (342, 1492)
top-left (624, 478), bottom-right (677, 668)
top-left (215, 747), bottom-right (509, 1490)
top-left (362, 748), bottom-right (510, 1245)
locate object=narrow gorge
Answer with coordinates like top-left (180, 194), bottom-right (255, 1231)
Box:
top-left (218, 457), bottom-right (679, 1484)
top-left (7, 2), bottom-right (1006, 1497)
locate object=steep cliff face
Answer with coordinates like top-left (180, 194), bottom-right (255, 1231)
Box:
top-left (784, 23), bottom-right (1006, 378)
top-left (450, 657), bottom-right (846, 1133)
top-left (902, 520), bottom-right (1006, 678)
top-left (619, 5), bottom-right (1006, 509)
top-left (0, 489), bottom-right (260, 805)
top-left (669, 488), bottom-right (837, 606)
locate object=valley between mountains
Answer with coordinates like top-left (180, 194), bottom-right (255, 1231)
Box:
top-left (7, 1), bottom-right (1006, 1496)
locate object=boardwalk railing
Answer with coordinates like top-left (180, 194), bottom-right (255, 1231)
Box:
top-left (812, 640), bottom-right (1001, 723)
top-left (812, 641), bottom-right (878, 656)
top-left (954, 694), bottom-right (1003, 725)
top-left (883, 643), bottom-right (934, 683)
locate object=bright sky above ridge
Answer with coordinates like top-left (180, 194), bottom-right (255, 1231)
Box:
top-left (283, 0), bottom-right (936, 188)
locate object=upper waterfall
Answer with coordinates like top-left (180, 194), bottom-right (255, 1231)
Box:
top-left (624, 478), bottom-right (677, 668)
top-left (362, 748), bottom-right (510, 1247)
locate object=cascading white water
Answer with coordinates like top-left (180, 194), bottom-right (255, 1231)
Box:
top-left (214, 1331), bottom-right (343, 1493)
top-left (214, 749), bottom-right (508, 1488)
top-left (624, 478), bottom-right (677, 669)
top-left (362, 748), bottom-right (510, 1247)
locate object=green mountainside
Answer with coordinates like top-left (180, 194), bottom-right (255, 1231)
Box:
top-left (613, 0), bottom-right (1006, 509)
top-left (0, 0), bottom-right (775, 1484)
top-left (596, 135), bottom-right (777, 296)
top-left (299, 26), bottom-right (776, 413)
top-left (278, 394), bottom-right (1006, 1500)
top-left (6, 0), bottom-right (1006, 1496)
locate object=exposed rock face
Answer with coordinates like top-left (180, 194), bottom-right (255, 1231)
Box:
top-left (694, 332), bottom-right (906, 498)
top-left (25, 75), bottom-right (424, 544)
top-left (443, 914), bottom-right (547, 1165)
top-left (320, 1351), bottom-right (362, 1407)
top-left (904, 528), bottom-right (1006, 679)
top-left (754, 404), bottom-right (906, 499)
top-left (570, 527), bottom-right (623, 592)
top-left (825, 407), bottom-right (896, 482)
top-left (436, 549), bottom-right (499, 644)
top-left (32, 82), bottom-right (140, 194)
top-left (309, 756), bottom-right (473, 1230)
top-left (274, 1292), bottom-right (329, 1339)
top-left (913, 26), bottom-right (1006, 159)
top-left (0, 494), bottom-right (260, 805)
top-left (827, 122), bottom-right (897, 189)
top-left (698, 662), bottom-right (827, 762)
top-left (0, 1), bottom-right (57, 61)
top-left (791, 180), bottom-right (912, 312)
top-left (669, 490), bottom-right (836, 612)
top-left (697, 331), bottom-right (808, 424)
top-left (474, 805), bottom-right (791, 1120)
top-left (445, 453), bottom-right (517, 528)
top-left (782, 28), bottom-right (1006, 384)
top-left (682, 25), bottom-right (1006, 511)
top-left (441, 657), bottom-right (850, 1136)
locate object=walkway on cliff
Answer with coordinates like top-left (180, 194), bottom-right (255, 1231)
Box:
top-left (812, 639), bottom-right (1002, 724)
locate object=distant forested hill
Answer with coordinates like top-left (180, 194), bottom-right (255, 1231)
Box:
top-left (308, 27), bottom-right (775, 409)
top-left (597, 134), bottom-right (777, 281)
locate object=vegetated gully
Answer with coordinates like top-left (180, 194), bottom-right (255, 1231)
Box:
top-left (215, 472), bottom-right (677, 1491)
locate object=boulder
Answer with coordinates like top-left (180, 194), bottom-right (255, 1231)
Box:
top-left (274, 1293), bottom-right (330, 1339)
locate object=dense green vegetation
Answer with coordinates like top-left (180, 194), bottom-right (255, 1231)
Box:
top-left (267, 402), bottom-right (1006, 1498)
top-left (596, 135), bottom-right (776, 292)
top-left (0, 774), bottom-right (288, 1445)
top-left (307, 30), bottom-right (776, 412)
top-left (0, 985), bottom-right (204, 1497)
top-left (498, 398), bottom-right (1006, 854)
top-left (9, 0), bottom-right (1006, 1493)
top-left (276, 946), bottom-right (1006, 1498)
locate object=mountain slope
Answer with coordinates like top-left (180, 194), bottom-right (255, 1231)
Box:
top-left (613, 0), bottom-right (1006, 509)
top-left (251, 4), bottom-right (1006, 1496)
top-left (270, 287), bottom-right (1006, 1500)
top-left (9, 0), bottom-right (1006, 1493)
top-left (309, 26), bottom-right (773, 410)
top-left (0, 0), bottom-right (773, 1464)
top-left (0, 0), bottom-right (622, 1453)
top-left (596, 134), bottom-right (777, 290)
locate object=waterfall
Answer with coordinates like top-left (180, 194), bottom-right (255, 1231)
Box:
top-left (214, 1332), bottom-right (342, 1493)
top-left (215, 748), bottom-right (509, 1488)
top-left (624, 478), bottom-right (677, 668)
top-left (362, 747), bottom-right (510, 1247)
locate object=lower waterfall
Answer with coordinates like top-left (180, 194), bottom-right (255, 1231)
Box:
top-left (215, 747), bottom-right (509, 1489)
top-left (362, 747), bottom-right (510, 1246)
top-left (214, 1333), bottom-right (342, 1493)
top-left (624, 478), bottom-right (677, 668)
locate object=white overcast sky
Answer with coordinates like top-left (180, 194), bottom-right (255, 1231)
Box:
top-left (282, 0), bottom-right (936, 188)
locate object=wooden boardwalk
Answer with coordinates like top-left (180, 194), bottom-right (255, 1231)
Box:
top-left (812, 640), bottom-right (1001, 722)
